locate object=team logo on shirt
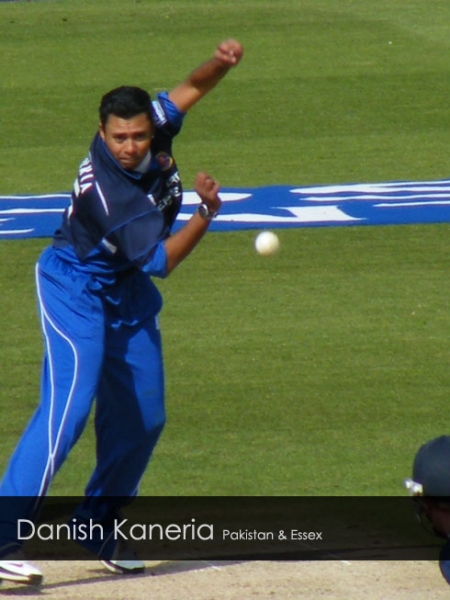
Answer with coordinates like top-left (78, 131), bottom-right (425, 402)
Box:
top-left (156, 152), bottom-right (174, 171)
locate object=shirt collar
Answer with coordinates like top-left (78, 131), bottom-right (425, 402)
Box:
top-left (133, 151), bottom-right (152, 174)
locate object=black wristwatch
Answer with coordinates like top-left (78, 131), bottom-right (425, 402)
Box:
top-left (198, 203), bottom-right (218, 220)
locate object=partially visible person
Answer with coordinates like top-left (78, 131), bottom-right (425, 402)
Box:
top-left (404, 435), bottom-right (450, 584)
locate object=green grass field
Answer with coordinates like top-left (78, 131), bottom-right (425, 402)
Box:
top-left (1, 0), bottom-right (450, 496)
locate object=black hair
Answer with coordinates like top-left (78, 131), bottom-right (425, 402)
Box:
top-left (99, 86), bottom-right (153, 127)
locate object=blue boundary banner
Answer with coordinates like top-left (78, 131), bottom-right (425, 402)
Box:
top-left (1, 179), bottom-right (450, 239)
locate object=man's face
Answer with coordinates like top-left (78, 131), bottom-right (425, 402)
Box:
top-left (420, 499), bottom-right (450, 539)
top-left (99, 112), bottom-right (153, 171)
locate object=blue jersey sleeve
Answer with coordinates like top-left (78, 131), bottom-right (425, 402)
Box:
top-left (141, 240), bottom-right (168, 279)
top-left (152, 92), bottom-right (185, 136)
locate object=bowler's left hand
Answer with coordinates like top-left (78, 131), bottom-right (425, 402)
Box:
top-left (195, 172), bottom-right (222, 215)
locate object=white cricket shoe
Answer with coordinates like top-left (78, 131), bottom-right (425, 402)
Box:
top-left (100, 541), bottom-right (145, 575)
top-left (0, 558), bottom-right (43, 586)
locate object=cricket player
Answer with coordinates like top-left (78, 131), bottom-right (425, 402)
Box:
top-left (0, 38), bottom-right (243, 586)
top-left (405, 435), bottom-right (450, 585)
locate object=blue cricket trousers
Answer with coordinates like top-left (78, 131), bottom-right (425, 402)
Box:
top-left (0, 247), bottom-right (166, 552)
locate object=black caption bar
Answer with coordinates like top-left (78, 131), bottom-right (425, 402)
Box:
top-left (0, 496), bottom-right (442, 561)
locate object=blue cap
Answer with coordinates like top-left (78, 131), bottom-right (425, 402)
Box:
top-left (413, 436), bottom-right (450, 496)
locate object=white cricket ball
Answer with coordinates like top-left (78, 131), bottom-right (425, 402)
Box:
top-left (254, 231), bottom-right (280, 256)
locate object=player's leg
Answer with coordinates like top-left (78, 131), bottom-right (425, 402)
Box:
top-left (75, 313), bottom-right (165, 572)
top-left (0, 249), bottom-right (105, 580)
top-left (87, 313), bottom-right (165, 498)
top-left (1, 249), bottom-right (105, 496)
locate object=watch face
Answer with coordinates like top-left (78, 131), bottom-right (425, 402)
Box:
top-left (199, 203), bottom-right (215, 219)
